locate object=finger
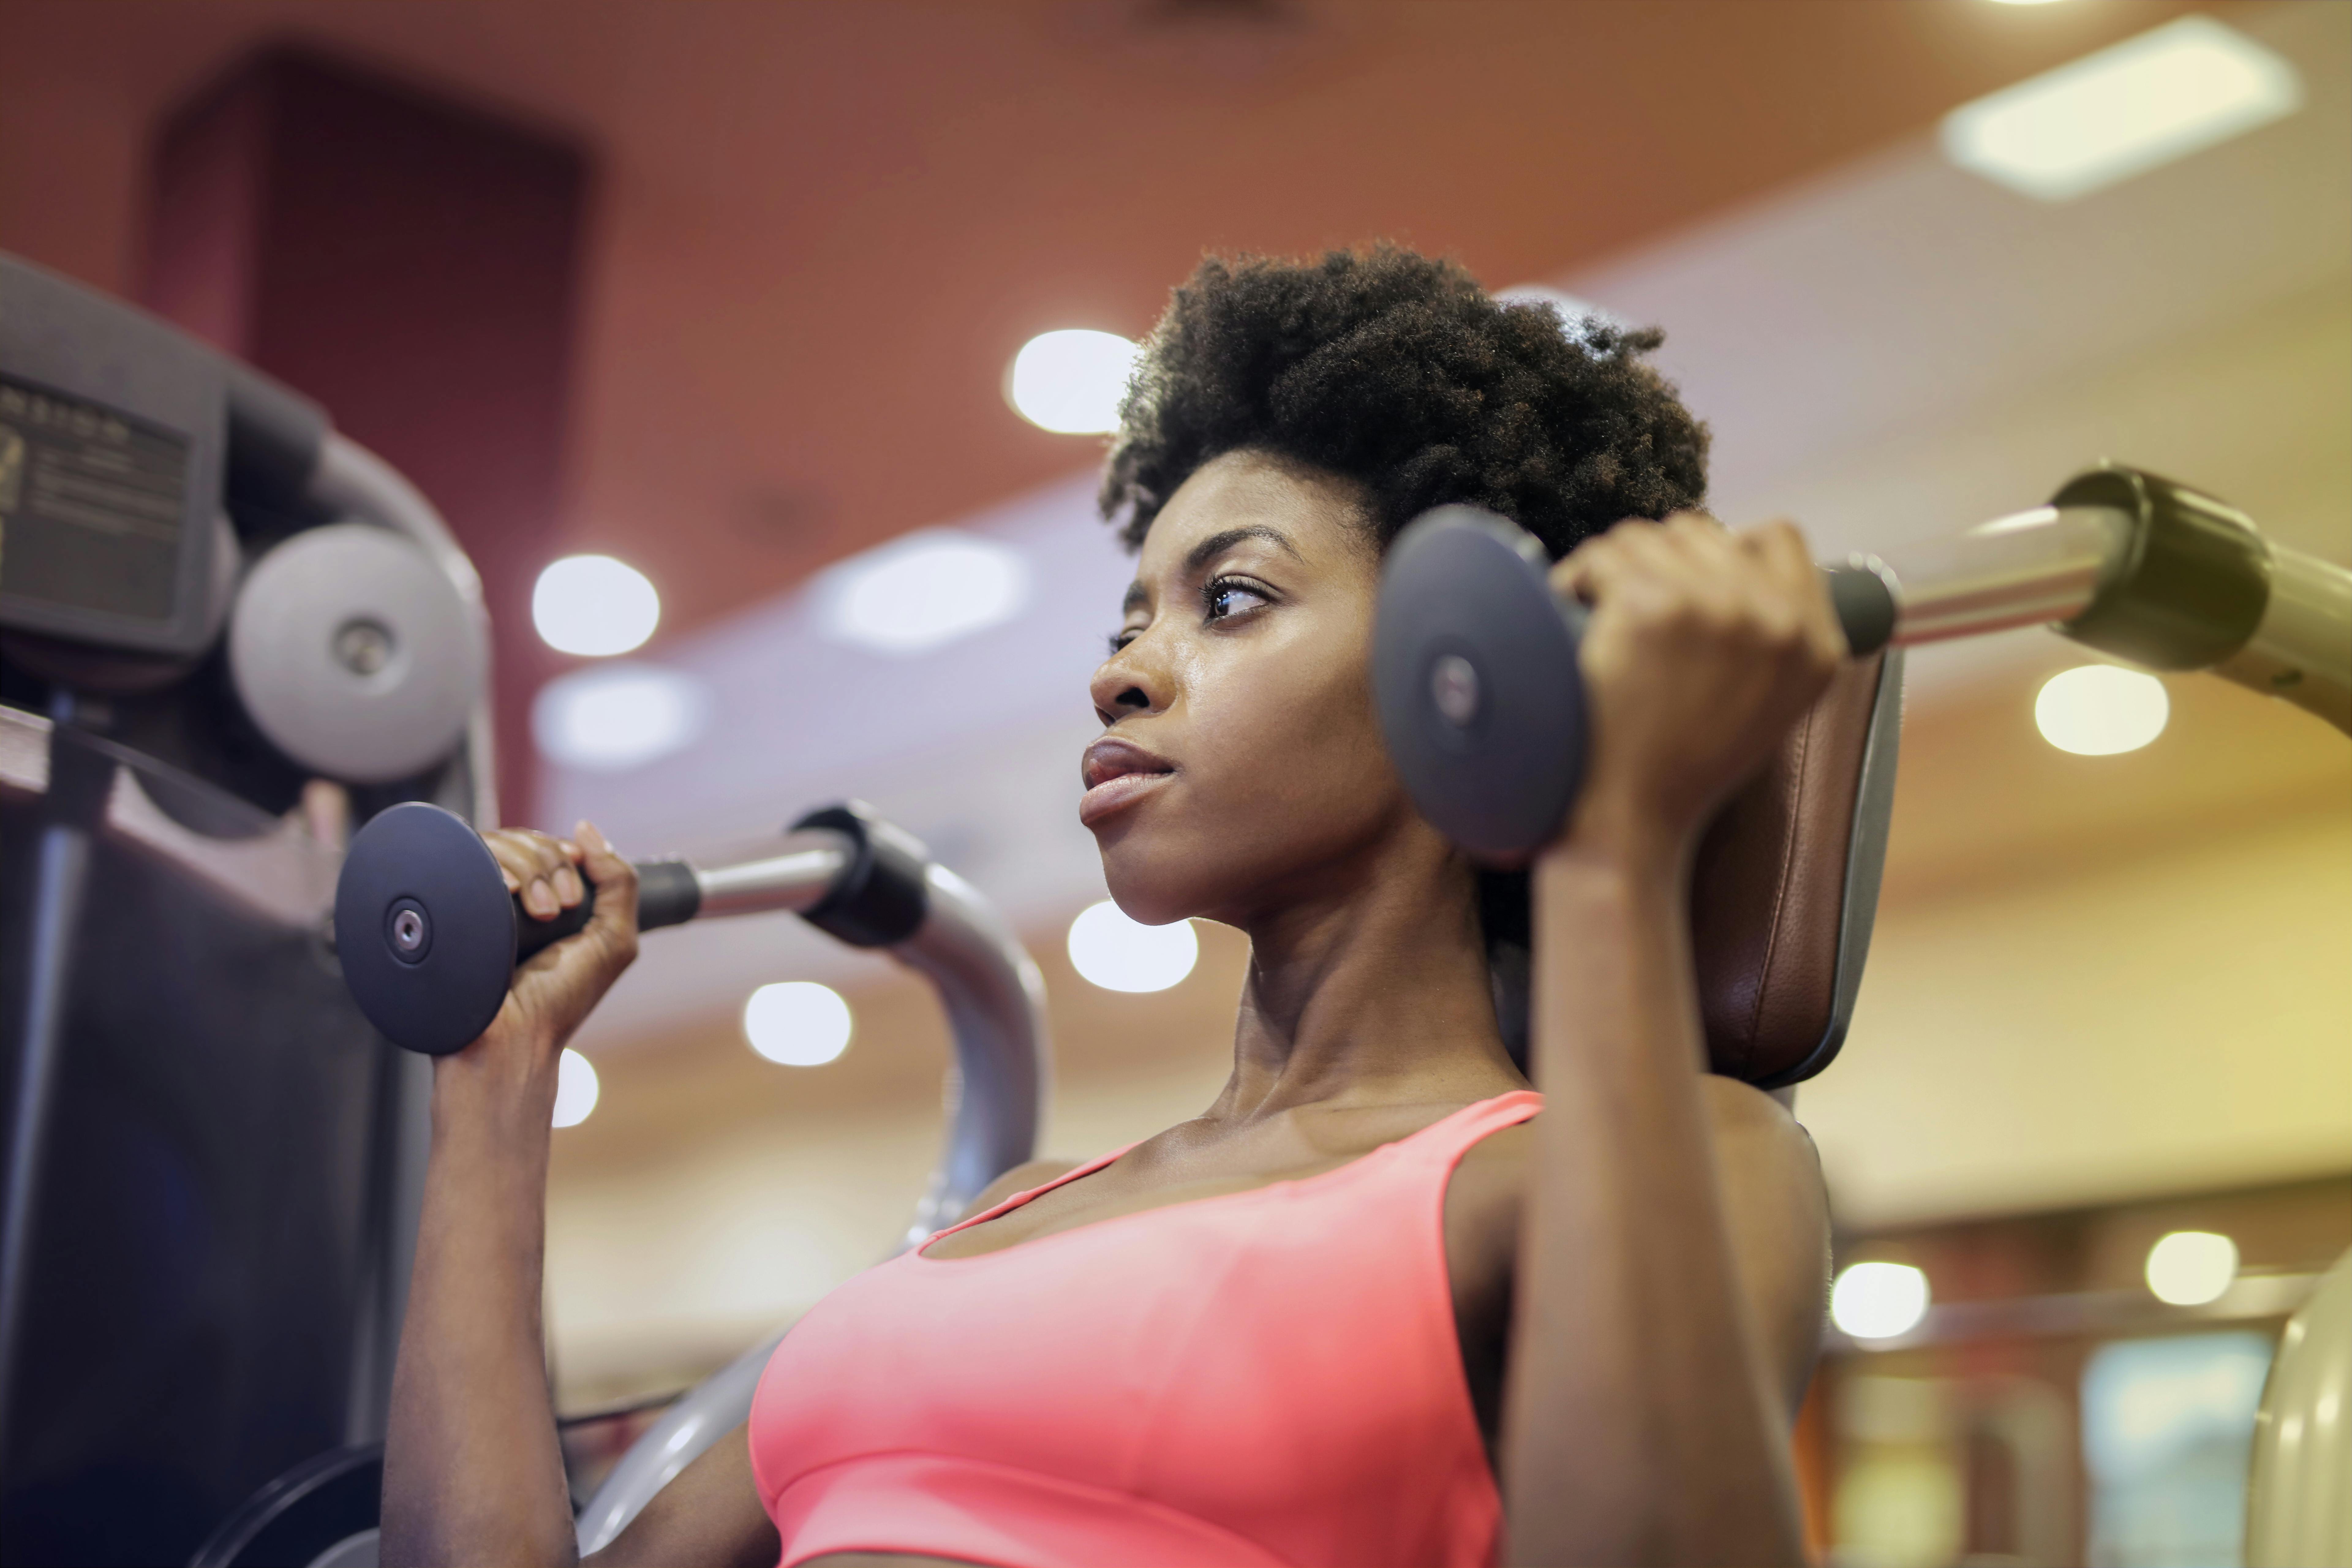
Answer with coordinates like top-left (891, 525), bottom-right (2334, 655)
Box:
top-left (1741, 521), bottom-right (1846, 660)
top-left (486, 829), bottom-right (571, 919)
top-left (1553, 521), bottom-right (1657, 601)
top-left (573, 821), bottom-right (639, 938)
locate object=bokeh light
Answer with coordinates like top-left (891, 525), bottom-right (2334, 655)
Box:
top-left (533, 554), bottom-right (661, 656)
top-left (2035, 665), bottom-right (2169, 755)
top-left (1067, 900), bottom-right (1198, 993)
top-left (817, 530), bottom-right (1029, 656)
top-left (1831, 1261), bottom-right (1932, 1340)
top-left (1942, 17), bottom-right (2301, 202)
top-left (2146, 1230), bottom-right (2239, 1306)
top-left (532, 662), bottom-right (710, 771)
top-left (1007, 329), bottom-right (1139, 434)
top-left (744, 981), bottom-right (854, 1066)
top-left (552, 1048), bottom-right (600, 1128)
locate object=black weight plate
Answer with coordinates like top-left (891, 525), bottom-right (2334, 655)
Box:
top-left (335, 801), bottom-right (518, 1054)
top-left (1373, 507), bottom-right (1589, 862)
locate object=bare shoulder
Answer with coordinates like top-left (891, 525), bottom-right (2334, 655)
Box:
top-left (954, 1159), bottom-right (1081, 1223)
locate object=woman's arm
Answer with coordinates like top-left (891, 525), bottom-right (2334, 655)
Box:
top-left (1704, 1078), bottom-right (1831, 1419)
top-left (380, 822), bottom-right (783, 1568)
top-left (378, 822), bottom-right (631, 1567)
top-left (1502, 515), bottom-right (1841, 1567)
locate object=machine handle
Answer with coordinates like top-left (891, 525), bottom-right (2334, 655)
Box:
top-left (511, 860), bottom-right (702, 963)
top-left (1826, 565), bottom-right (1898, 658)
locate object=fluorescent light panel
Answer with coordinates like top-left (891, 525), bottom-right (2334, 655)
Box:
top-left (1943, 17), bottom-right (2300, 202)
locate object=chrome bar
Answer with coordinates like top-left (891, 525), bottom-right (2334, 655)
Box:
top-left (1871, 503), bottom-right (2132, 646)
top-left (689, 830), bottom-right (855, 918)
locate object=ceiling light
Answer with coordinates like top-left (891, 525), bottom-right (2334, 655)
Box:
top-left (532, 662), bottom-right (711, 771)
top-left (1831, 1261), bottom-right (1932, 1340)
top-left (2146, 1230), bottom-right (2238, 1307)
top-left (533, 554), bottom-right (662, 656)
top-left (2034, 665), bottom-right (2169, 755)
top-left (1067, 900), bottom-right (1197, 993)
top-left (1007, 329), bottom-right (1140, 435)
top-left (552, 1048), bottom-right (600, 1128)
top-left (816, 529), bottom-right (1029, 656)
top-left (744, 981), bottom-right (853, 1066)
top-left (1942, 17), bottom-right (2300, 202)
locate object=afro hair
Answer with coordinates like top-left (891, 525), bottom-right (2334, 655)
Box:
top-left (1099, 244), bottom-right (1709, 562)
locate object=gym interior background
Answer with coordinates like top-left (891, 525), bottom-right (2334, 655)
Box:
top-left (2, 2), bottom-right (2345, 1565)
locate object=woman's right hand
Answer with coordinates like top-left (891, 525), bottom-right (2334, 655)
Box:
top-left (440, 821), bottom-right (641, 1119)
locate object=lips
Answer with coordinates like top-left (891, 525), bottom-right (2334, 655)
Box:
top-left (1080, 737), bottom-right (1174, 827)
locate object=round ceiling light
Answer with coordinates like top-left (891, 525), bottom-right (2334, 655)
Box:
top-left (533, 554), bottom-right (661, 657)
top-left (1007, 329), bottom-right (1140, 435)
top-left (817, 530), bottom-right (1030, 656)
top-left (1067, 899), bottom-right (1197, 993)
top-left (532, 662), bottom-right (711, 772)
top-left (2035, 664), bottom-right (2169, 755)
top-left (552, 1048), bottom-right (600, 1128)
top-left (744, 981), bottom-right (854, 1067)
top-left (2146, 1230), bottom-right (2239, 1307)
top-left (1830, 1261), bottom-right (1932, 1340)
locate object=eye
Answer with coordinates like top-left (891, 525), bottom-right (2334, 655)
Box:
top-left (1106, 628), bottom-right (1140, 655)
top-left (1203, 577), bottom-right (1271, 624)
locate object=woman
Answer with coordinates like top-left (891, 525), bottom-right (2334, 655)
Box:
top-left (383, 247), bottom-right (1839, 1567)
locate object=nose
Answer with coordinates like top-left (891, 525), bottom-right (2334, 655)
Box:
top-left (1089, 643), bottom-right (1165, 727)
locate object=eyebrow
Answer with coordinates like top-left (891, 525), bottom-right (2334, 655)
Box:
top-left (1121, 525), bottom-right (1304, 615)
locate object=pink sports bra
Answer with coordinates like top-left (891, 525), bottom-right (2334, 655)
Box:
top-left (747, 1089), bottom-right (1542, 1568)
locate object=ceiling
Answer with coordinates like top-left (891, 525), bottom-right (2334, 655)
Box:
top-left (0, 0), bottom-right (2228, 636)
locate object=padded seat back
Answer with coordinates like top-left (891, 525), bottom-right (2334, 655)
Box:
top-left (1691, 649), bottom-right (1903, 1087)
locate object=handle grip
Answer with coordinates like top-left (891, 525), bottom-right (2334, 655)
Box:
top-left (512, 860), bottom-right (702, 962)
top-left (1825, 564), bottom-right (1897, 657)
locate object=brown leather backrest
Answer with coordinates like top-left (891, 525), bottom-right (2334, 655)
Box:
top-left (1690, 649), bottom-right (1903, 1087)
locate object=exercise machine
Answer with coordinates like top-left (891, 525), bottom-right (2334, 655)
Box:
top-left (200, 800), bottom-right (1049, 1568)
top-left (0, 254), bottom-right (1051, 1568)
top-left (1373, 466), bottom-right (2351, 1086)
top-left (1, 250), bottom-right (486, 1566)
top-left (1375, 466), bottom-right (2352, 1562)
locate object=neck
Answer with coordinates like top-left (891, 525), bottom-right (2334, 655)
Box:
top-left (1208, 826), bottom-right (1525, 1125)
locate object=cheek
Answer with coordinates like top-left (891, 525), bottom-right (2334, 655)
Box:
top-left (1112, 623), bottom-right (1406, 914)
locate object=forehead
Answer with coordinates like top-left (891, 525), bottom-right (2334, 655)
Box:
top-left (1134, 450), bottom-right (1373, 577)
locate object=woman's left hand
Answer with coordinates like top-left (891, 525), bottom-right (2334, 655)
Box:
top-left (1549, 512), bottom-right (1845, 856)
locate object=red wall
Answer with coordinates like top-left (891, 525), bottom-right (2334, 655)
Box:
top-left (143, 48), bottom-right (590, 826)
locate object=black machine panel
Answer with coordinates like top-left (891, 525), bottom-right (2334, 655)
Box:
top-left (0, 259), bottom-right (228, 660)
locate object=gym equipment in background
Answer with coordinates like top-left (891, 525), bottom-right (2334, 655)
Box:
top-left (203, 802), bottom-right (1049, 1568)
top-left (2246, 1249), bottom-right (2352, 1568)
top-left (1373, 466), bottom-right (2352, 1087)
top-left (331, 796), bottom-right (1049, 1240)
top-left (1376, 466), bottom-right (2351, 865)
top-left (2, 254), bottom-right (1052, 1568)
top-left (1, 251), bottom-right (489, 1567)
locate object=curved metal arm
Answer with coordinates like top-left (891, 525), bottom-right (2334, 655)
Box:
top-left (573, 826), bottom-right (1049, 1557)
top-left (894, 862), bottom-right (1051, 1245)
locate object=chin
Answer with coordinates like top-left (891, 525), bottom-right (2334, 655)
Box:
top-left (1093, 823), bottom-right (1227, 929)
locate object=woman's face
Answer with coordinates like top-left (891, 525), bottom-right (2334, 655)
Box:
top-left (1082, 449), bottom-right (1440, 927)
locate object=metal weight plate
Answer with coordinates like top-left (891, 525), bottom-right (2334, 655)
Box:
top-left (230, 522), bottom-right (483, 782)
top-left (335, 801), bottom-right (518, 1054)
top-left (1372, 507), bottom-right (1589, 863)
